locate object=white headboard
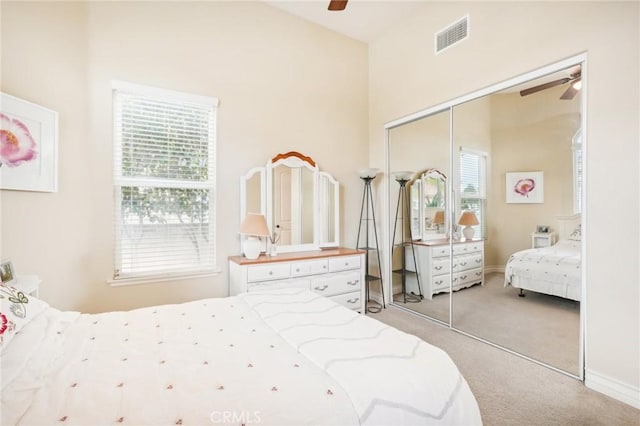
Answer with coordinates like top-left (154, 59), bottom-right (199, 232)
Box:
top-left (556, 214), bottom-right (581, 240)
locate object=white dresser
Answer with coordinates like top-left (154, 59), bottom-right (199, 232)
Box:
top-left (229, 248), bottom-right (366, 312)
top-left (405, 239), bottom-right (484, 300)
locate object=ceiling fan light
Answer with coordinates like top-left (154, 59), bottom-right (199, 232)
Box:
top-left (573, 80), bottom-right (582, 90)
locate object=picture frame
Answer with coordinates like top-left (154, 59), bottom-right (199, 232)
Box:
top-left (506, 171), bottom-right (544, 204)
top-left (0, 260), bottom-right (15, 284)
top-left (0, 92), bottom-right (58, 192)
top-left (536, 225), bottom-right (550, 233)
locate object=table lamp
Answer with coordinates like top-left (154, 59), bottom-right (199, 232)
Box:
top-left (240, 213), bottom-right (270, 260)
top-left (458, 211), bottom-right (479, 240)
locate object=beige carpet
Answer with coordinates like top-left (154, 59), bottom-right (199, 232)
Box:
top-left (371, 306), bottom-right (640, 426)
top-left (392, 271), bottom-right (580, 375)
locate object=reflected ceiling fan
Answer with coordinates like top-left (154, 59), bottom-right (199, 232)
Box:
top-left (519, 67), bottom-right (582, 100)
top-left (328, 0), bottom-right (348, 11)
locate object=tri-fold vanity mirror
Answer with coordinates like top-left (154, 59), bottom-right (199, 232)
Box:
top-left (240, 151), bottom-right (340, 254)
top-left (386, 56), bottom-right (586, 379)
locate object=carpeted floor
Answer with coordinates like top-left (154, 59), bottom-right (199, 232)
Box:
top-left (392, 271), bottom-right (580, 375)
top-left (372, 306), bottom-right (640, 426)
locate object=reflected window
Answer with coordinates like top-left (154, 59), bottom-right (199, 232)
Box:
top-left (459, 148), bottom-right (487, 238)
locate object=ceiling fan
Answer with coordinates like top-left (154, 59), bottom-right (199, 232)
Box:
top-left (328, 0), bottom-right (348, 11)
top-left (519, 67), bottom-right (582, 100)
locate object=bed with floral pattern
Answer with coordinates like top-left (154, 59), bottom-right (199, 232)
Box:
top-left (1, 285), bottom-right (481, 425)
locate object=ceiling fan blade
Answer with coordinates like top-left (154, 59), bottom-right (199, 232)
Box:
top-left (520, 77), bottom-right (571, 97)
top-left (560, 79), bottom-right (581, 100)
top-left (328, 0), bottom-right (348, 11)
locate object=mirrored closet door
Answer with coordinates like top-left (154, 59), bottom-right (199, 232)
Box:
top-left (385, 56), bottom-right (585, 378)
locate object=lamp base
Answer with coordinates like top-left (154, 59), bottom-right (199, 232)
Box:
top-left (243, 236), bottom-right (262, 260)
top-left (463, 226), bottom-right (475, 240)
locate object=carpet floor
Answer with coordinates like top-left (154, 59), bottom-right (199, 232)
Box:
top-left (372, 306), bottom-right (640, 426)
top-left (392, 271), bottom-right (580, 375)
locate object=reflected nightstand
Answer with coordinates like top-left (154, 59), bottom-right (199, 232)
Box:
top-left (531, 232), bottom-right (556, 249)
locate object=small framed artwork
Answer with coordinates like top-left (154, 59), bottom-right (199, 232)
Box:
top-left (0, 260), bottom-right (15, 284)
top-left (536, 225), bottom-right (550, 233)
top-left (0, 92), bottom-right (58, 192)
top-left (506, 171), bottom-right (544, 203)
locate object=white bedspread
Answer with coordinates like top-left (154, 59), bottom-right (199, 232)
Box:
top-left (2, 289), bottom-right (481, 425)
top-left (504, 239), bottom-right (581, 301)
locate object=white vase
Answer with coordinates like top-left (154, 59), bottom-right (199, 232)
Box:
top-left (270, 244), bottom-right (278, 256)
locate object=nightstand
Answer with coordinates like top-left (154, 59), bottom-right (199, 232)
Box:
top-left (531, 232), bottom-right (556, 248)
top-left (11, 275), bottom-right (41, 297)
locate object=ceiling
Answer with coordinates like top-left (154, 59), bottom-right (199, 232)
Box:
top-left (263, 0), bottom-right (430, 43)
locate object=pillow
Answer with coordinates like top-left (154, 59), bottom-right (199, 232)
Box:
top-left (567, 224), bottom-right (582, 241)
top-left (0, 283), bottom-right (49, 349)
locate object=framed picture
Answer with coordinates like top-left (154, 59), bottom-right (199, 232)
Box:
top-left (506, 171), bottom-right (544, 203)
top-left (536, 225), bottom-right (550, 233)
top-left (0, 92), bottom-right (58, 192)
top-left (0, 260), bottom-right (15, 284)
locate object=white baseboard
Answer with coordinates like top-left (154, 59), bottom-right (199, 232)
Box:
top-left (484, 265), bottom-right (505, 274)
top-left (585, 369), bottom-right (640, 409)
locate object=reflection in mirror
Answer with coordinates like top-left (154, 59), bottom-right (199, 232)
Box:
top-left (451, 62), bottom-right (583, 376)
top-left (388, 108), bottom-right (451, 325)
top-left (272, 164), bottom-right (314, 246)
top-left (409, 169), bottom-right (447, 240)
top-left (318, 172), bottom-right (339, 246)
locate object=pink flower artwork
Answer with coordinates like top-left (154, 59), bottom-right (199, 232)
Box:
top-left (0, 113), bottom-right (38, 167)
top-left (514, 178), bottom-right (535, 197)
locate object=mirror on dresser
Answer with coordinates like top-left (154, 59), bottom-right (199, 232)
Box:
top-left (240, 151), bottom-right (340, 254)
top-left (385, 56), bottom-right (585, 378)
top-left (388, 108), bottom-right (451, 325)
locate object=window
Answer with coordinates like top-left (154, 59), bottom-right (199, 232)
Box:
top-left (459, 148), bottom-right (487, 238)
top-left (572, 129), bottom-right (583, 214)
top-left (113, 81), bottom-right (218, 281)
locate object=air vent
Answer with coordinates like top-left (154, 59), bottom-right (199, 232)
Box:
top-left (435, 15), bottom-right (469, 53)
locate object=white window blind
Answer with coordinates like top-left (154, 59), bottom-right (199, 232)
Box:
top-left (113, 81), bottom-right (218, 280)
top-left (459, 149), bottom-right (487, 238)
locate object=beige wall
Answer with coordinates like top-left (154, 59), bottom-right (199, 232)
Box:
top-left (487, 86), bottom-right (580, 267)
top-left (370, 1), bottom-right (639, 404)
top-left (0, 1), bottom-right (368, 312)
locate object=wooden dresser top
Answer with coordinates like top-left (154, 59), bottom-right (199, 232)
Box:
top-left (229, 247), bottom-right (364, 266)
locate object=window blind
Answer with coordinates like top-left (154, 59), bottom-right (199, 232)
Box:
top-left (113, 82), bottom-right (218, 280)
top-left (459, 149), bottom-right (487, 238)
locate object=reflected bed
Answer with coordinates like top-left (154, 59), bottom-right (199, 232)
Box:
top-left (505, 215), bottom-right (582, 301)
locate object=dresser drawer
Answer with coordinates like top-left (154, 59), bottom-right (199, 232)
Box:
top-left (455, 268), bottom-right (483, 286)
top-left (247, 263), bottom-right (291, 283)
top-left (454, 253), bottom-right (483, 272)
top-left (431, 245), bottom-right (451, 258)
top-left (310, 271), bottom-right (361, 297)
top-left (432, 274), bottom-right (451, 292)
top-left (453, 242), bottom-right (483, 254)
top-left (328, 255), bottom-right (361, 272)
top-left (247, 279), bottom-right (310, 292)
top-left (432, 257), bottom-right (451, 276)
top-left (329, 291), bottom-right (362, 311)
top-left (291, 259), bottom-right (329, 277)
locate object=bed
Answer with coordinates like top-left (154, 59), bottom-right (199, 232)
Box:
top-left (1, 285), bottom-right (481, 425)
top-left (504, 214), bottom-right (582, 301)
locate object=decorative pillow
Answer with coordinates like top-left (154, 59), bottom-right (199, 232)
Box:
top-left (0, 283), bottom-right (49, 349)
top-left (567, 224), bottom-right (582, 241)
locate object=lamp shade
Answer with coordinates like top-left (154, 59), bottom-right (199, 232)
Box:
top-left (239, 214), bottom-right (270, 237)
top-left (458, 211), bottom-right (479, 226)
top-left (432, 210), bottom-right (445, 225)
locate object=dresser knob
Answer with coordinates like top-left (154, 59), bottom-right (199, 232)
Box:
top-left (347, 280), bottom-right (359, 285)
top-left (314, 285), bottom-right (328, 291)
top-left (268, 271), bottom-right (273, 275)
top-left (323, 265), bottom-right (327, 269)
top-left (296, 268), bottom-right (300, 272)
top-left (347, 298), bottom-right (359, 304)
